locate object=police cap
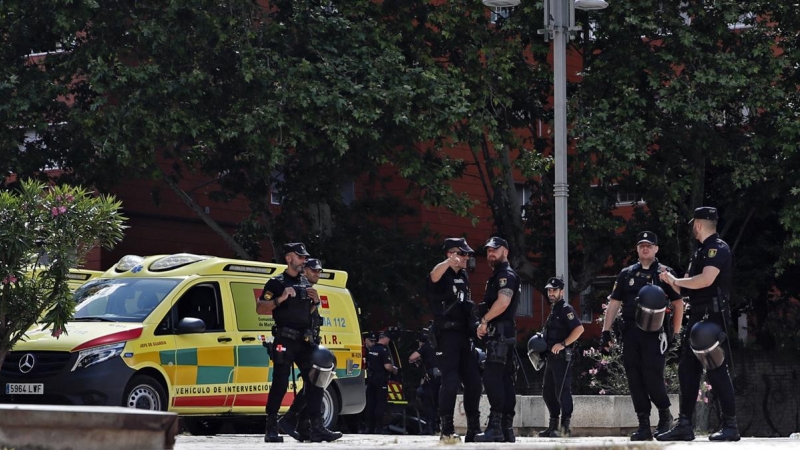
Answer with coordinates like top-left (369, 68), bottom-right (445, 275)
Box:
top-left (378, 331), bottom-right (390, 340)
top-left (305, 258), bottom-right (323, 270)
top-left (283, 242), bottom-right (310, 256)
top-left (443, 237), bottom-right (474, 255)
top-left (418, 334), bottom-right (429, 343)
top-left (545, 277), bottom-right (565, 290)
top-left (689, 206), bottom-right (718, 224)
top-left (637, 231), bottom-right (658, 245)
top-left (484, 236), bottom-right (508, 249)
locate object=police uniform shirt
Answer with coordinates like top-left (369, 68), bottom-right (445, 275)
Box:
top-left (686, 233), bottom-right (732, 300)
top-left (261, 270), bottom-right (312, 330)
top-left (543, 299), bottom-right (582, 348)
top-left (418, 342), bottom-right (437, 376)
top-left (609, 258), bottom-right (682, 321)
top-left (427, 267), bottom-right (471, 322)
top-left (481, 261), bottom-right (520, 323)
top-left (366, 342), bottom-right (392, 384)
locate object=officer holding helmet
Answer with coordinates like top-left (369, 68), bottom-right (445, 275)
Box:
top-left (426, 237), bottom-right (482, 442)
top-left (256, 244), bottom-right (341, 443)
top-left (474, 237), bottom-right (520, 443)
top-left (601, 231), bottom-right (683, 440)
top-left (364, 331), bottom-right (397, 434)
top-left (658, 207), bottom-right (740, 442)
top-left (538, 276), bottom-right (584, 438)
top-left (277, 258), bottom-right (336, 442)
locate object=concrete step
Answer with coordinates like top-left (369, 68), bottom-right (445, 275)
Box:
top-left (0, 404), bottom-right (179, 450)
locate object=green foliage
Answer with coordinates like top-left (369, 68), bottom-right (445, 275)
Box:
top-left (0, 180), bottom-right (126, 362)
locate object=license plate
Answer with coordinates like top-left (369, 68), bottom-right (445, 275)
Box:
top-left (5, 383), bottom-right (44, 395)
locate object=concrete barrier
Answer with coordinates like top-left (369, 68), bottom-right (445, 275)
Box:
top-left (0, 404), bottom-right (179, 450)
top-left (453, 394), bottom-right (679, 437)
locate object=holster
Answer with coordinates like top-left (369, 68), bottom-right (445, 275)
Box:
top-left (484, 322), bottom-right (515, 365)
top-left (427, 323), bottom-right (439, 350)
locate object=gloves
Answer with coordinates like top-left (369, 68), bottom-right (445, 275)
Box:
top-left (599, 330), bottom-right (613, 355)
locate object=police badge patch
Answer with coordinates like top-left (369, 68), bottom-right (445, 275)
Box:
top-left (567, 312), bottom-right (574, 320)
top-left (499, 278), bottom-right (507, 287)
top-left (708, 249), bottom-right (717, 258)
top-left (629, 278), bottom-right (635, 286)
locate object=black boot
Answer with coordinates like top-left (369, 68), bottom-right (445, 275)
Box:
top-left (654, 408), bottom-right (673, 437)
top-left (560, 416), bottom-right (572, 437)
top-left (309, 417), bottom-right (342, 442)
top-left (464, 415), bottom-right (481, 443)
top-left (501, 413), bottom-right (516, 443)
top-left (296, 414), bottom-right (311, 442)
top-left (264, 414), bottom-right (284, 443)
top-left (630, 413), bottom-right (653, 441)
top-left (439, 414), bottom-right (460, 443)
top-left (277, 411), bottom-right (300, 441)
top-left (656, 413), bottom-right (694, 441)
top-left (475, 412), bottom-right (504, 442)
top-left (538, 416), bottom-right (560, 438)
top-left (709, 415), bottom-right (740, 442)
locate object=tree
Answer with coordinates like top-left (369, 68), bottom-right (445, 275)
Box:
top-left (0, 180), bottom-right (126, 367)
top-left (571, 1), bottom-right (800, 342)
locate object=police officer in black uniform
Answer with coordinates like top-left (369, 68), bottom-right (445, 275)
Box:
top-left (277, 258), bottom-right (329, 441)
top-left (364, 331), bottom-right (397, 434)
top-left (538, 277), bottom-right (584, 438)
top-left (409, 334), bottom-right (439, 435)
top-left (257, 244), bottom-right (341, 443)
top-left (601, 231), bottom-right (684, 440)
top-left (657, 207), bottom-right (740, 442)
top-left (474, 237), bottom-right (520, 443)
top-left (426, 237), bottom-right (482, 442)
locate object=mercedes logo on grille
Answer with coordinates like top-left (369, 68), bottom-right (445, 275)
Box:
top-left (19, 353), bottom-right (35, 374)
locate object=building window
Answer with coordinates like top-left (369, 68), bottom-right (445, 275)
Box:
top-left (490, 7), bottom-right (512, 24)
top-left (516, 183), bottom-right (531, 220)
top-left (270, 171), bottom-right (284, 205)
top-left (615, 192), bottom-right (644, 206)
top-left (516, 282), bottom-right (533, 317)
top-left (579, 277), bottom-right (615, 323)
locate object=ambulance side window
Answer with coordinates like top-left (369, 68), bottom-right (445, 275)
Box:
top-left (178, 283), bottom-right (224, 332)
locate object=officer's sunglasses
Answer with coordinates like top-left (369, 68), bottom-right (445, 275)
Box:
top-left (448, 251), bottom-right (470, 256)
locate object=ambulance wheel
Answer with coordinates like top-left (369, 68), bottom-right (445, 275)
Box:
top-left (183, 417), bottom-right (223, 436)
top-left (123, 374), bottom-right (167, 411)
top-left (321, 385), bottom-right (341, 430)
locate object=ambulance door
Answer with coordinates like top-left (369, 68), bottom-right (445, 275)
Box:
top-left (170, 282), bottom-right (236, 414)
top-left (228, 281), bottom-right (272, 413)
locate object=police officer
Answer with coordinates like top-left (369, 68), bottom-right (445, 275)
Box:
top-left (256, 244), bottom-right (341, 443)
top-left (657, 207), bottom-right (740, 442)
top-left (538, 277), bottom-right (584, 438)
top-left (409, 334), bottom-right (439, 435)
top-left (601, 232), bottom-right (684, 440)
top-left (364, 331), bottom-right (397, 434)
top-left (277, 258), bottom-right (332, 442)
top-left (474, 237), bottom-right (520, 443)
top-left (426, 237), bottom-right (483, 442)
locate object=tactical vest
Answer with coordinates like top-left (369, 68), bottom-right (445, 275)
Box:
top-left (271, 273), bottom-right (313, 330)
top-left (619, 262), bottom-right (664, 322)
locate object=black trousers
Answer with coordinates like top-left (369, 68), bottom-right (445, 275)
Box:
top-left (265, 336), bottom-right (323, 417)
top-left (482, 345), bottom-right (516, 415)
top-left (365, 380), bottom-right (388, 432)
top-left (678, 312), bottom-right (736, 418)
top-left (436, 330), bottom-right (481, 418)
top-left (417, 378), bottom-right (440, 431)
top-left (622, 325), bottom-right (671, 414)
top-left (542, 354), bottom-right (572, 419)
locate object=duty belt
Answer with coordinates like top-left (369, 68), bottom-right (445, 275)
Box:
top-left (435, 319), bottom-right (465, 331)
top-left (272, 326), bottom-right (311, 342)
top-left (688, 297), bottom-right (721, 314)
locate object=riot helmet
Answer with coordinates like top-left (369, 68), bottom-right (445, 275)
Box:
top-left (635, 284), bottom-right (669, 332)
top-left (308, 345), bottom-right (337, 388)
top-left (690, 320), bottom-right (727, 370)
top-left (527, 333), bottom-right (548, 371)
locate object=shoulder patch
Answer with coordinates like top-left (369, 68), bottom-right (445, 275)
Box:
top-left (264, 291), bottom-right (273, 300)
top-left (708, 249), bottom-right (717, 258)
top-left (567, 312), bottom-right (575, 320)
top-left (499, 278), bottom-right (507, 287)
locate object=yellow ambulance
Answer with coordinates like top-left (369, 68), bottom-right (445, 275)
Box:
top-left (66, 268), bottom-right (103, 292)
top-left (0, 254), bottom-right (364, 433)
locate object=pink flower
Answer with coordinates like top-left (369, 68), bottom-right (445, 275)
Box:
top-left (51, 207), bottom-right (60, 216)
top-left (704, 398), bottom-right (709, 404)
top-left (599, 389), bottom-right (606, 395)
top-left (2, 275), bottom-right (17, 284)
top-left (51, 328), bottom-right (63, 338)
top-left (600, 359), bottom-right (609, 366)
top-left (58, 206), bottom-right (67, 214)
top-left (589, 368), bottom-right (598, 375)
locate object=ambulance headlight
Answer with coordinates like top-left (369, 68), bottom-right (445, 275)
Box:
top-left (72, 342), bottom-right (126, 371)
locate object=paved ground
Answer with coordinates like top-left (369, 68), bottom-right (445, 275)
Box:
top-left (174, 433), bottom-right (800, 450)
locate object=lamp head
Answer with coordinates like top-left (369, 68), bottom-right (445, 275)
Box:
top-left (574, 0), bottom-right (609, 10)
top-left (482, 0), bottom-right (521, 7)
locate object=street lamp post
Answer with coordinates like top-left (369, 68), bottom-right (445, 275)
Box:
top-left (483, 0), bottom-right (607, 301)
